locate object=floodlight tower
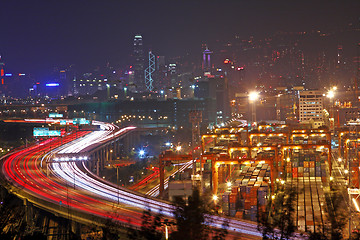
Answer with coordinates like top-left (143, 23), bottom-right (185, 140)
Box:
top-left (145, 51), bottom-right (155, 91)
top-left (189, 110), bottom-right (202, 175)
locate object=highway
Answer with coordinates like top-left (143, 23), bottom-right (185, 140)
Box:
top-left (1, 121), bottom-right (263, 238)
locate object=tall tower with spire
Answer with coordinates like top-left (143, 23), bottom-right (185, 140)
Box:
top-left (133, 34), bottom-right (145, 92)
top-left (202, 47), bottom-right (212, 75)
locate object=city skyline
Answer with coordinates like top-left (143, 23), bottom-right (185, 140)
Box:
top-left (1, 2), bottom-right (360, 238)
top-left (1, 0), bottom-right (359, 78)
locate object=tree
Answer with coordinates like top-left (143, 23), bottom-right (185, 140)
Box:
top-left (171, 187), bottom-right (229, 240)
top-left (22, 231), bottom-right (47, 240)
top-left (171, 188), bottom-right (207, 240)
top-left (307, 231), bottom-right (328, 240)
top-left (139, 208), bottom-right (163, 240)
top-left (127, 208), bottom-right (164, 240)
top-left (257, 182), bottom-right (297, 240)
top-left (324, 186), bottom-right (347, 240)
top-left (313, 185), bottom-right (347, 240)
top-left (211, 219), bottom-right (229, 240)
top-left (305, 185), bottom-right (347, 240)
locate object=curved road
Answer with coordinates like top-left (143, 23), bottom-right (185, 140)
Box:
top-left (1, 121), bottom-right (263, 238)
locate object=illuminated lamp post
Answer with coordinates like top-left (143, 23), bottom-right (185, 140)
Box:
top-left (212, 195), bottom-right (218, 212)
top-left (327, 88), bottom-right (335, 131)
top-left (139, 149), bottom-right (145, 159)
top-left (176, 145), bottom-right (182, 153)
top-left (248, 91), bottom-right (259, 127)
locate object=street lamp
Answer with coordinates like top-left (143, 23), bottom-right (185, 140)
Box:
top-left (327, 88), bottom-right (336, 131)
top-left (249, 91), bottom-right (259, 126)
top-left (212, 195), bottom-right (218, 201)
top-left (139, 150), bottom-right (145, 159)
top-left (212, 195), bottom-right (218, 209)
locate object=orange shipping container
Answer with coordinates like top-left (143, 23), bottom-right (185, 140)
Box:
top-left (229, 193), bottom-right (237, 203)
top-left (304, 162), bottom-right (309, 168)
top-left (239, 192), bottom-right (246, 199)
top-left (258, 205), bottom-right (266, 213)
top-left (235, 211), bottom-right (243, 218)
top-left (309, 161), bottom-right (315, 168)
top-left (231, 187), bottom-right (239, 194)
top-left (306, 221), bottom-right (314, 226)
top-left (244, 200), bottom-right (251, 209)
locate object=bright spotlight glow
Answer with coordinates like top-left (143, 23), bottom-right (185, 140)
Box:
top-left (227, 182), bottom-right (232, 187)
top-left (139, 150), bottom-right (145, 156)
top-left (338, 158), bottom-right (342, 162)
top-left (327, 90), bottom-right (335, 99)
top-left (249, 91), bottom-right (259, 101)
top-left (176, 146), bottom-right (182, 151)
top-left (212, 195), bottom-right (218, 201)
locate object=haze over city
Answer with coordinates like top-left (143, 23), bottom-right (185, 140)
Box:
top-left (1, 0), bottom-right (359, 77)
top-left (0, 1), bottom-right (360, 240)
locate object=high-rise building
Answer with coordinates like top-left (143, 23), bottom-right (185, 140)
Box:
top-left (194, 76), bottom-right (230, 125)
top-left (145, 51), bottom-right (155, 92)
top-left (168, 63), bottom-right (177, 87)
top-left (202, 47), bottom-right (212, 75)
top-left (154, 56), bottom-right (168, 90)
top-left (0, 55), bottom-right (5, 87)
top-left (133, 34), bottom-right (145, 92)
top-left (299, 90), bottom-right (324, 127)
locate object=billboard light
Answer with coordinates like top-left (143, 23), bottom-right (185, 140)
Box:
top-left (46, 83), bottom-right (59, 87)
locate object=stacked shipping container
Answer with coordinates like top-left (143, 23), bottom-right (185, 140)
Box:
top-left (222, 163), bottom-right (270, 221)
top-left (285, 149), bottom-right (328, 182)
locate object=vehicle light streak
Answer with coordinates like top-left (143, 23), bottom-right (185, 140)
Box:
top-left (146, 161), bottom-right (193, 197)
top-left (2, 121), bottom-right (266, 238)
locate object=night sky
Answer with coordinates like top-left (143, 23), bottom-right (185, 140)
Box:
top-left (1, 0), bottom-right (359, 77)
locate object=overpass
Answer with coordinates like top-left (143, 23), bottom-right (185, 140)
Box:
top-left (1, 120), bottom-right (268, 238)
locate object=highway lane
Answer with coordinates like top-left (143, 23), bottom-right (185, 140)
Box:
top-left (145, 161), bottom-right (193, 197)
top-left (49, 122), bottom-right (263, 237)
top-left (2, 131), bottom-right (144, 228)
top-left (2, 122), bottom-right (264, 238)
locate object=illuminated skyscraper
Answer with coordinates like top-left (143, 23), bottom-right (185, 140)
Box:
top-left (202, 47), bottom-right (212, 75)
top-left (0, 55), bottom-right (4, 86)
top-left (133, 34), bottom-right (145, 92)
